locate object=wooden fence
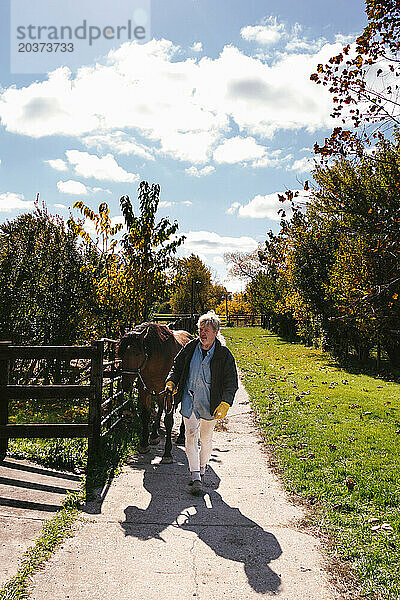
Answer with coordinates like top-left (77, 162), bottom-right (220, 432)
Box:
top-left (0, 339), bottom-right (129, 469)
top-left (153, 313), bottom-right (263, 329)
top-left (222, 314), bottom-right (262, 327)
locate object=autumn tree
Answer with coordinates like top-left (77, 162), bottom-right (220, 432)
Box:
top-left (0, 202), bottom-right (95, 344)
top-left (69, 201), bottom-right (125, 337)
top-left (312, 135), bottom-right (400, 363)
top-left (262, 134), bottom-right (400, 364)
top-left (120, 181), bottom-right (185, 325)
top-left (170, 254), bottom-right (227, 314)
top-left (312, 0), bottom-right (400, 156)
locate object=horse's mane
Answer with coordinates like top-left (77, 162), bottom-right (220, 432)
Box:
top-left (118, 322), bottom-right (174, 357)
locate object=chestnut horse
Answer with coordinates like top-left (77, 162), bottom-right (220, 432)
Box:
top-left (118, 322), bottom-right (192, 463)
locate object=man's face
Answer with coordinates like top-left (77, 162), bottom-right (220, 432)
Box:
top-left (199, 322), bottom-right (217, 350)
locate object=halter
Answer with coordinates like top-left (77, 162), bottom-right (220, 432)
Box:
top-left (120, 347), bottom-right (176, 415)
top-left (120, 353), bottom-right (149, 391)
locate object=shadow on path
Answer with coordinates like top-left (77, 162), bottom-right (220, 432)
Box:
top-left (120, 445), bottom-right (282, 595)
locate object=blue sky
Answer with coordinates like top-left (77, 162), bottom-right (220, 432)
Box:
top-left (0, 0), bottom-right (367, 291)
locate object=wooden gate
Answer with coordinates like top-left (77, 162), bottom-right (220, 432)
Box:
top-left (0, 339), bottom-right (129, 470)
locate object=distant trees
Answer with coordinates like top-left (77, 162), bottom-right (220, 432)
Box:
top-left (170, 254), bottom-right (227, 314)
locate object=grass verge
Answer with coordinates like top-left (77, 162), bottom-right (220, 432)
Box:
top-left (1, 395), bottom-right (141, 598)
top-left (0, 497), bottom-right (82, 600)
top-left (224, 327), bottom-right (400, 600)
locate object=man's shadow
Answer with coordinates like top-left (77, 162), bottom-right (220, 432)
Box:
top-left (120, 445), bottom-right (282, 594)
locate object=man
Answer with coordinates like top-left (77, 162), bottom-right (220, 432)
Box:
top-left (165, 311), bottom-right (238, 495)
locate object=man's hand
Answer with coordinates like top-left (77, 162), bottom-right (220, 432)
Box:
top-left (213, 401), bottom-right (230, 420)
top-left (165, 380), bottom-right (177, 395)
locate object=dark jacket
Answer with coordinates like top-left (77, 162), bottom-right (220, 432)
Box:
top-left (166, 337), bottom-right (238, 415)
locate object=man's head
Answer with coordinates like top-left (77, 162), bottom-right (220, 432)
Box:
top-left (197, 311), bottom-right (220, 350)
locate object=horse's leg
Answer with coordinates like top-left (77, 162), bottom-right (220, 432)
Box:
top-left (175, 417), bottom-right (185, 445)
top-left (149, 398), bottom-right (162, 445)
top-left (160, 409), bottom-right (173, 464)
top-left (138, 387), bottom-right (151, 454)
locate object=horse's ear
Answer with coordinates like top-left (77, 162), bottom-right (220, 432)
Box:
top-left (119, 324), bottom-right (126, 337)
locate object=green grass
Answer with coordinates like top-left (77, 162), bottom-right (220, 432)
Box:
top-left (7, 391), bottom-right (140, 477)
top-left (7, 396), bottom-right (90, 471)
top-left (224, 327), bottom-right (400, 600)
top-left (0, 499), bottom-right (82, 600)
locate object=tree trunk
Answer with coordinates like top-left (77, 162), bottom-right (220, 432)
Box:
top-left (383, 337), bottom-right (400, 369)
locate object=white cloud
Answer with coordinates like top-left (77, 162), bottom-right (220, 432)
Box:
top-left (285, 24), bottom-right (327, 54)
top-left (0, 192), bottom-right (34, 212)
top-left (240, 18), bottom-right (347, 57)
top-left (57, 180), bottom-right (88, 195)
top-left (92, 188), bottom-right (112, 194)
top-left (82, 132), bottom-right (155, 160)
top-left (182, 230), bottom-right (258, 254)
top-left (335, 34), bottom-right (356, 46)
top-left (229, 189), bottom-right (310, 220)
top-left (289, 157), bottom-right (313, 173)
top-left (222, 275), bottom-right (246, 294)
top-left (65, 150), bottom-right (139, 182)
top-left (213, 136), bottom-right (266, 164)
top-left (159, 201), bottom-right (174, 208)
top-left (252, 151), bottom-right (292, 168)
top-left (45, 158), bottom-right (68, 171)
top-left (182, 200), bottom-right (193, 206)
top-left (185, 165), bottom-right (215, 177)
top-left (227, 201), bottom-right (241, 215)
top-left (0, 38), bottom-right (342, 163)
top-left (229, 193), bottom-right (284, 220)
top-left (54, 203), bottom-right (66, 209)
top-left (241, 18), bottom-right (285, 46)
top-left (191, 42), bottom-right (203, 52)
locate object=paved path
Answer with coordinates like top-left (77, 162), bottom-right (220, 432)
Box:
top-left (0, 457), bottom-right (81, 586)
top-left (29, 379), bottom-right (338, 600)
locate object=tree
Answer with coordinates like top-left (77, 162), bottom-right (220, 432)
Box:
top-left (215, 292), bottom-right (252, 318)
top-left (0, 202), bottom-right (95, 344)
top-left (70, 182), bottom-right (185, 332)
top-left (223, 246), bottom-right (265, 282)
top-left (312, 135), bottom-right (400, 363)
top-left (263, 135), bottom-right (400, 364)
top-left (69, 200), bottom-right (125, 337)
top-left (170, 254), bottom-right (227, 314)
top-left (120, 181), bottom-right (185, 325)
top-left (311, 0), bottom-right (400, 156)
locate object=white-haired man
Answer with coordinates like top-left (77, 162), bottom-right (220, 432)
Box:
top-left (165, 311), bottom-right (238, 495)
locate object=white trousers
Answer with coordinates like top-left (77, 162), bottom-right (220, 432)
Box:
top-left (183, 412), bottom-right (215, 473)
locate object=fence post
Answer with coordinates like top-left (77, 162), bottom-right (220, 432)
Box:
top-left (0, 342), bottom-right (11, 462)
top-left (87, 340), bottom-right (104, 479)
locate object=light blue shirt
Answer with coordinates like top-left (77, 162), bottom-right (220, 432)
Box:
top-left (180, 340), bottom-right (215, 420)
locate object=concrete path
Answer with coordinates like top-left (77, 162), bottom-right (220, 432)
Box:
top-left (0, 457), bottom-right (81, 586)
top-left (29, 380), bottom-right (339, 600)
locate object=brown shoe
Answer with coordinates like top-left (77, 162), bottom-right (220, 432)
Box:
top-left (190, 480), bottom-right (203, 496)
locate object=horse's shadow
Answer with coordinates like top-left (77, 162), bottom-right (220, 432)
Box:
top-left (121, 445), bottom-right (282, 594)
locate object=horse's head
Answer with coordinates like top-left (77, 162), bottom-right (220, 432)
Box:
top-left (118, 328), bottom-right (148, 392)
